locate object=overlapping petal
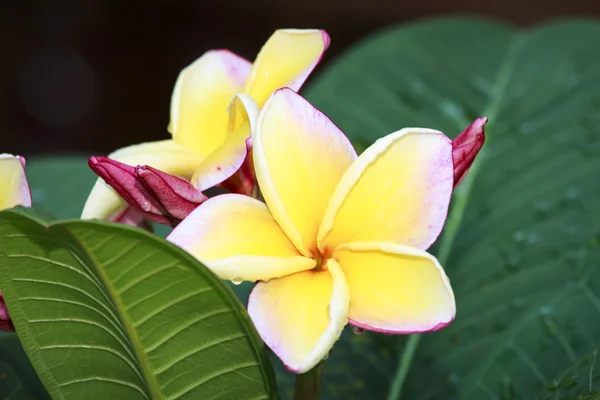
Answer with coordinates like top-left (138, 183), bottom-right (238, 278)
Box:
top-left (253, 88), bottom-right (357, 256)
top-left (191, 94), bottom-right (260, 191)
top-left (333, 241), bottom-right (455, 333)
top-left (318, 128), bottom-right (453, 252)
top-left (243, 29), bottom-right (329, 108)
top-left (0, 154), bottom-right (31, 210)
top-left (169, 50), bottom-right (252, 155)
top-left (82, 140), bottom-right (204, 220)
top-left (248, 258), bottom-right (349, 373)
top-left (167, 194), bottom-right (315, 282)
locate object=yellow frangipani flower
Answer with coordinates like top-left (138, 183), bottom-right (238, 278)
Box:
top-left (168, 89), bottom-right (456, 373)
top-left (0, 154), bottom-right (31, 211)
top-left (81, 29), bottom-right (330, 221)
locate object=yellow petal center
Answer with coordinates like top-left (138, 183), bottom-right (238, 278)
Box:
top-left (311, 246), bottom-right (333, 271)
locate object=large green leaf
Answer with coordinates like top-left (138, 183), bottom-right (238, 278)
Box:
top-left (0, 156), bottom-right (95, 399)
top-left (0, 208), bottom-right (276, 399)
top-left (305, 17), bottom-right (600, 400)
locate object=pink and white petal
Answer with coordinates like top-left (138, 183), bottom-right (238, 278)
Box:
top-left (167, 194), bottom-right (315, 282)
top-left (333, 241), bottom-right (455, 333)
top-left (243, 29), bottom-right (330, 108)
top-left (191, 94), bottom-right (260, 191)
top-left (81, 140), bottom-right (205, 220)
top-left (318, 128), bottom-right (453, 252)
top-left (0, 154), bottom-right (31, 210)
top-left (253, 88), bottom-right (357, 256)
top-left (248, 258), bottom-right (349, 373)
top-left (169, 50), bottom-right (252, 155)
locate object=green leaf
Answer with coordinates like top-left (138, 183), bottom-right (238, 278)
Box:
top-left (0, 208), bottom-right (276, 399)
top-left (0, 333), bottom-right (50, 399)
top-left (537, 347), bottom-right (600, 400)
top-left (305, 16), bottom-right (600, 400)
top-left (0, 156), bottom-right (95, 399)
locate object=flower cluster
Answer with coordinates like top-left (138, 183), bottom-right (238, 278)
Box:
top-left (2, 29), bottom-right (485, 371)
top-left (81, 29), bottom-right (330, 226)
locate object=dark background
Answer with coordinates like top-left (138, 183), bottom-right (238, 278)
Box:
top-left (3, 0), bottom-right (600, 157)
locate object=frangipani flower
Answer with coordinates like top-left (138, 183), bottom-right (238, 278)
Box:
top-left (0, 153), bottom-right (32, 332)
top-left (82, 29), bottom-right (329, 224)
top-left (168, 89), bottom-right (484, 373)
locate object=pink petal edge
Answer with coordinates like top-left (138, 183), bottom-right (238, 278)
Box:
top-left (210, 49), bottom-right (253, 87)
top-left (246, 284), bottom-right (305, 374)
top-left (286, 30), bottom-right (331, 92)
top-left (418, 134), bottom-right (454, 251)
top-left (348, 316), bottom-right (454, 335)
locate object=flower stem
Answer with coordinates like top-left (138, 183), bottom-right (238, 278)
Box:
top-left (387, 335), bottom-right (421, 399)
top-left (294, 363), bottom-right (323, 400)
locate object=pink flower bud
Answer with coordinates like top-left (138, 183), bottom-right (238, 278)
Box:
top-left (136, 165), bottom-right (208, 221)
top-left (89, 157), bottom-right (207, 226)
top-left (452, 117), bottom-right (487, 187)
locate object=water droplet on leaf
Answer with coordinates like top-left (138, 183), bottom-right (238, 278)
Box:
top-left (565, 187), bottom-right (581, 201)
top-left (539, 306), bottom-right (553, 316)
top-left (513, 230), bottom-right (527, 243)
top-left (440, 100), bottom-right (465, 120)
top-left (532, 200), bottom-right (551, 218)
top-left (520, 121), bottom-right (536, 135)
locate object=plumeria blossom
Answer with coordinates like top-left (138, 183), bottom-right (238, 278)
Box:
top-left (81, 29), bottom-right (330, 225)
top-left (0, 153), bottom-right (32, 332)
top-left (168, 88), bottom-right (486, 373)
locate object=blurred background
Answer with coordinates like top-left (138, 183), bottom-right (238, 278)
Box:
top-left (3, 0), bottom-right (600, 156)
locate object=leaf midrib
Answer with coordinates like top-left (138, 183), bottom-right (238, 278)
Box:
top-left (72, 220), bottom-right (276, 399)
top-left (387, 30), bottom-right (527, 400)
top-left (58, 222), bottom-right (162, 399)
